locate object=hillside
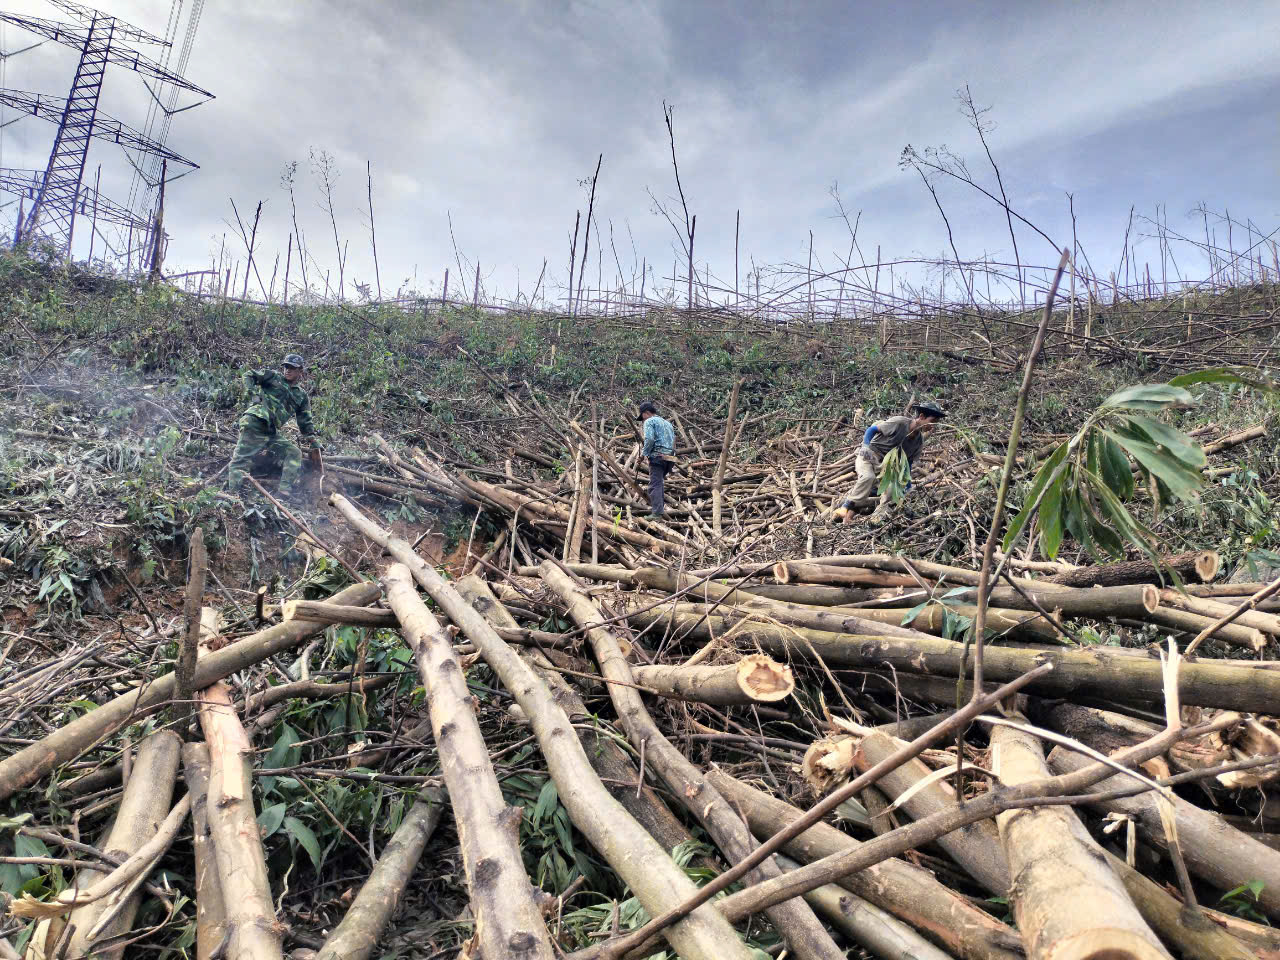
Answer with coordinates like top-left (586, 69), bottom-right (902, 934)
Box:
top-left (1, 251), bottom-right (1279, 958)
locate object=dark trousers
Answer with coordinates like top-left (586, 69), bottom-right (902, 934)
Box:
top-left (647, 457), bottom-right (673, 515)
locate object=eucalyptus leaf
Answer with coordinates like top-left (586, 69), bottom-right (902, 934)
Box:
top-left (1103, 427), bottom-right (1203, 502)
top-left (284, 816), bottom-right (323, 871)
top-left (1100, 383), bottom-right (1194, 411)
top-left (1122, 415), bottom-right (1206, 469)
top-left (1003, 441), bottom-right (1068, 550)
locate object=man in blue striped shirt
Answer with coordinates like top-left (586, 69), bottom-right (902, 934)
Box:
top-left (639, 401), bottom-right (676, 516)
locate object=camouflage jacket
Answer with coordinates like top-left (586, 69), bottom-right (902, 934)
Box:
top-left (242, 369), bottom-right (316, 437)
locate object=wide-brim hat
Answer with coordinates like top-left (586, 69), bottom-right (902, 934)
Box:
top-left (912, 401), bottom-right (946, 419)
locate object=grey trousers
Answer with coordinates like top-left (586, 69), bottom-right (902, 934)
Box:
top-left (647, 457), bottom-right (673, 515)
top-left (841, 451), bottom-right (886, 510)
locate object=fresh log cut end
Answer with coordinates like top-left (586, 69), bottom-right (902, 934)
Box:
top-left (800, 736), bottom-right (857, 794)
top-left (1195, 550), bottom-right (1220, 583)
top-left (283, 599), bottom-right (300, 622)
top-left (734, 654), bottom-right (795, 702)
top-left (773, 561), bottom-right (793, 584)
top-left (1141, 584), bottom-right (1158, 614)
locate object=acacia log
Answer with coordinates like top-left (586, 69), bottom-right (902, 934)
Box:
top-left (315, 789), bottom-right (447, 960)
top-left (990, 722), bottom-right (1168, 960)
top-left (285, 600), bottom-right (397, 627)
top-left (1044, 551), bottom-right (1219, 588)
top-left (182, 743), bottom-right (228, 960)
top-left (1102, 849), bottom-right (1255, 960)
top-left (62, 731), bottom-right (181, 960)
top-left (0, 581), bottom-right (379, 803)
top-left (856, 583), bottom-right (1162, 618)
top-left (855, 732), bottom-right (1010, 895)
top-left (774, 562), bottom-right (922, 588)
top-left (624, 605), bottom-right (1280, 711)
top-left (853, 602), bottom-right (1061, 642)
top-left (1158, 588), bottom-right (1280, 638)
top-left (705, 771), bottom-right (1024, 960)
top-left (773, 855), bottom-right (954, 960)
top-left (197, 607), bottom-right (283, 960)
top-left (542, 561), bottom-right (844, 960)
top-left (382, 564), bottom-right (554, 960)
top-left (454, 575), bottom-right (696, 856)
top-left (328, 494), bottom-right (746, 960)
top-left (1145, 605), bottom-right (1265, 652)
top-left (1049, 747), bottom-right (1280, 921)
top-left (630, 655), bottom-right (794, 705)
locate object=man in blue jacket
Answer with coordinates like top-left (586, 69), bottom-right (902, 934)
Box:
top-left (638, 401), bottom-right (676, 517)
top-left (834, 401), bottom-right (945, 525)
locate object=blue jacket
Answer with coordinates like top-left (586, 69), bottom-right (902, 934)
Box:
top-left (642, 416), bottom-right (675, 458)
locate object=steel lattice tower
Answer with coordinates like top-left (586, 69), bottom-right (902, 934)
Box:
top-left (0, 1), bottom-right (212, 257)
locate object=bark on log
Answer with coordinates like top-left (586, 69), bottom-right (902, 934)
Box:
top-left (1158, 588), bottom-right (1280, 638)
top-left (989, 722), bottom-right (1168, 960)
top-left (315, 789), bottom-right (447, 960)
top-left (285, 600), bottom-right (396, 628)
top-left (1102, 849), bottom-right (1255, 960)
top-left (630, 655), bottom-right (794, 705)
top-left (454, 575), bottom-right (696, 856)
top-left (853, 584), bottom-right (1162, 618)
top-left (0, 581), bottom-right (379, 803)
top-left (196, 608), bottom-right (284, 960)
top-left (773, 855), bottom-right (954, 960)
top-left (175, 526), bottom-right (207, 728)
top-left (1049, 747), bottom-right (1280, 921)
top-left (854, 732), bottom-right (1010, 896)
top-left (774, 561), bottom-right (922, 588)
top-left (1044, 551), bottom-right (1219, 588)
top-left (852, 602), bottom-right (1062, 642)
top-left (62, 731), bottom-right (181, 960)
top-left (624, 605), bottom-right (1280, 712)
top-left (182, 743), bottom-right (229, 960)
top-left (541, 561), bottom-right (844, 960)
top-left (705, 770), bottom-right (1024, 960)
top-left (328, 494), bottom-right (744, 960)
top-left (382, 563), bottom-right (554, 960)
top-left (1146, 605), bottom-right (1265, 652)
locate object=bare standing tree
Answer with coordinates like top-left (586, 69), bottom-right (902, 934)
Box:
top-left (280, 161), bottom-right (309, 295)
top-left (310, 147), bottom-right (346, 301)
top-left (956, 85), bottom-right (1024, 307)
top-left (648, 101), bottom-right (697, 311)
top-left (366, 159), bottom-right (382, 301)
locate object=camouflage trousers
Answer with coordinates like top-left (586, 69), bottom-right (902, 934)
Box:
top-left (227, 414), bottom-right (303, 494)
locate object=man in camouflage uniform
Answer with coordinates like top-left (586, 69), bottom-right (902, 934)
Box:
top-left (227, 353), bottom-right (319, 498)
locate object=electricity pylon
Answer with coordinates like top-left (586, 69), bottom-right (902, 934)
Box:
top-left (0, 0), bottom-right (211, 256)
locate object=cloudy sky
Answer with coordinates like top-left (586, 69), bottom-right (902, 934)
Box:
top-left (0, 0), bottom-right (1276, 307)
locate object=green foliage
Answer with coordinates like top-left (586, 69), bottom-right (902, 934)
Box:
top-left (1218, 880), bottom-right (1267, 922)
top-left (877, 446), bottom-right (911, 505)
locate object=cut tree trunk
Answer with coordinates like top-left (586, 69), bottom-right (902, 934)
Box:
top-left (989, 722), bottom-right (1169, 960)
top-left (631, 655), bottom-right (794, 705)
top-left (0, 581), bottom-right (379, 803)
top-left (1044, 551), bottom-right (1219, 588)
top-left (1158, 588), bottom-right (1280, 638)
top-left (196, 608), bottom-right (284, 960)
top-left (327, 493), bottom-right (758, 960)
top-left (181, 743), bottom-right (229, 960)
top-left (454, 575), bottom-right (696, 855)
top-left (854, 732), bottom-right (1011, 896)
top-left (705, 770), bottom-right (1024, 960)
top-left (315, 789), bottom-right (447, 960)
top-left (540, 561), bottom-right (845, 960)
top-left (285, 599), bottom-right (396, 627)
top-left (1049, 746), bottom-right (1280, 921)
top-left (382, 564), bottom-right (554, 960)
top-left (623, 605), bottom-right (1280, 712)
top-left (63, 731), bottom-right (181, 960)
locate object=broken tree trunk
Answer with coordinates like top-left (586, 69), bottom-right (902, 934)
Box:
top-left (854, 731), bottom-right (1011, 896)
top-left (196, 608), bottom-right (284, 960)
top-left (382, 563), bottom-right (554, 960)
top-left (630, 654), bottom-right (794, 705)
top-left (1049, 746), bottom-right (1280, 921)
top-left (541, 561), bottom-right (848, 960)
top-left (705, 770), bottom-right (1024, 960)
top-left (989, 722), bottom-right (1169, 960)
top-left (623, 605), bottom-right (1280, 712)
top-left (315, 788), bottom-right (447, 960)
top-left (454, 575), bottom-right (698, 856)
top-left (327, 494), bottom-right (755, 960)
top-left (712, 378), bottom-right (742, 536)
top-left (181, 743), bottom-right (228, 960)
top-left (1043, 550), bottom-right (1219, 588)
top-left (63, 731), bottom-right (182, 960)
top-left (0, 581), bottom-right (379, 803)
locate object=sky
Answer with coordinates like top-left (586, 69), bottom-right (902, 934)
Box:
top-left (0, 0), bottom-right (1276, 308)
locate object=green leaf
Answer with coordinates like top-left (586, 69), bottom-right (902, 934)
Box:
top-left (257, 802), bottom-right (287, 840)
top-left (1039, 471), bottom-right (1066, 558)
top-left (1102, 428), bottom-right (1203, 503)
top-left (1123, 415), bottom-right (1206, 470)
top-left (531, 778), bottom-right (558, 830)
top-left (1169, 368), bottom-right (1280, 392)
top-left (1100, 384), bottom-right (1194, 411)
top-left (1003, 441), bottom-right (1068, 551)
top-left (1064, 488), bottom-right (1096, 558)
top-left (1098, 434), bottom-right (1135, 501)
top-left (900, 600), bottom-right (932, 626)
top-left (283, 816), bottom-right (322, 871)
top-left (265, 724), bottom-right (300, 770)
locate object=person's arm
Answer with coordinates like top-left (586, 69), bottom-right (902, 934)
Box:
top-left (295, 393), bottom-right (317, 439)
top-left (243, 369), bottom-right (264, 390)
top-left (862, 425), bottom-right (879, 446)
top-left (642, 419), bottom-right (655, 458)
